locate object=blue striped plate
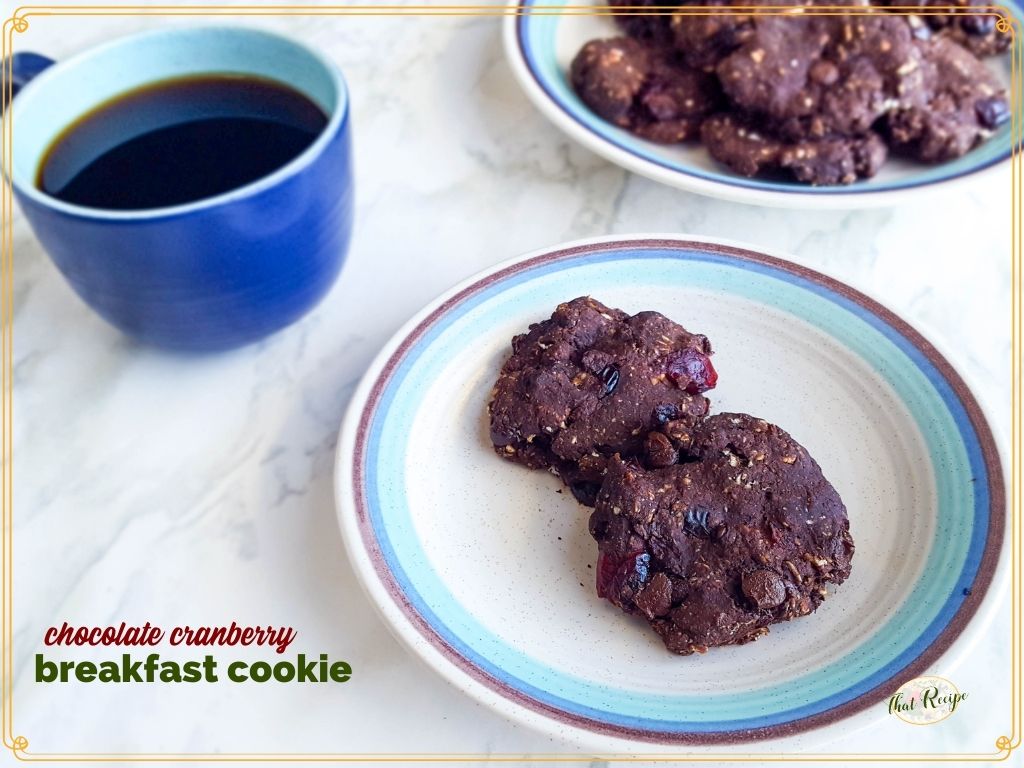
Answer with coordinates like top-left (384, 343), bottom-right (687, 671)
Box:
top-left (335, 237), bottom-right (1006, 748)
top-left (503, 3), bottom-right (1017, 208)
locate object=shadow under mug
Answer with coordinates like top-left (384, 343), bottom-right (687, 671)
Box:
top-left (8, 27), bottom-right (354, 351)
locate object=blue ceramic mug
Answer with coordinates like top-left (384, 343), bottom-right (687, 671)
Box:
top-left (8, 27), bottom-right (353, 351)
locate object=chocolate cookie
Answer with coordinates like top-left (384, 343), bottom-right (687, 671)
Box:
top-left (878, 1), bottom-right (1011, 58)
top-left (608, 0), bottom-right (676, 45)
top-left (668, 0), bottom-right (757, 72)
top-left (886, 36), bottom-right (1009, 161)
top-left (939, 17), bottom-right (1012, 59)
top-left (488, 297), bottom-right (716, 504)
top-left (716, 14), bottom-right (930, 141)
top-left (569, 37), bottom-right (721, 144)
top-left (668, 0), bottom-right (870, 74)
top-left (701, 113), bottom-right (887, 184)
top-left (589, 413), bottom-right (854, 655)
top-left (567, 0), bottom-right (1008, 184)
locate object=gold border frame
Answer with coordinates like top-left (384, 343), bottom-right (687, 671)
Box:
top-left (0, 3), bottom-right (1019, 762)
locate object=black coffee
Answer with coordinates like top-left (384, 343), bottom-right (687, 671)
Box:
top-left (38, 75), bottom-right (328, 210)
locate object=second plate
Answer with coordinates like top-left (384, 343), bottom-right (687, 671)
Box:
top-left (503, 2), bottom-right (1016, 208)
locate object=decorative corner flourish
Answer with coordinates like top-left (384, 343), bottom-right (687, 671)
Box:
top-left (995, 734), bottom-right (1020, 758)
top-left (10, 735), bottom-right (28, 759)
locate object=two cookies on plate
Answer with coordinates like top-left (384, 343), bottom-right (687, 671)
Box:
top-left (487, 297), bottom-right (855, 655)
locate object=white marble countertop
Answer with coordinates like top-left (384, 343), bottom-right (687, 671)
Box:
top-left (7, 5), bottom-right (1013, 767)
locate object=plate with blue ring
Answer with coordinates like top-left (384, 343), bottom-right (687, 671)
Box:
top-left (335, 236), bottom-right (1007, 748)
top-left (503, 1), bottom-right (1018, 208)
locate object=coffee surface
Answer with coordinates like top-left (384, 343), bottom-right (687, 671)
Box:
top-left (38, 75), bottom-right (328, 210)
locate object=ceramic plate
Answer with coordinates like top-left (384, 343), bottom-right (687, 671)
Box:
top-left (335, 236), bottom-right (1006, 749)
top-left (503, 2), bottom-right (1016, 208)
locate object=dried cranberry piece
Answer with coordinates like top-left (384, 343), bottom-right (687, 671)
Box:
top-left (666, 348), bottom-right (718, 394)
top-left (595, 551), bottom-right (621, 598)
top-left (976, 97), bottom-right (1010, 130)
top-left (596, 549), bottom-right (650, 599)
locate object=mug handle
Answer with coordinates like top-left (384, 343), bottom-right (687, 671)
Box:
top-left (2, 52), bottom-right (55, 111)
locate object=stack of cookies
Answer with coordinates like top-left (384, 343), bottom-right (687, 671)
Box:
top-left (488, 297), bottom-right (855, 655)
top-left (570, 0), bottom-right (1010, 184)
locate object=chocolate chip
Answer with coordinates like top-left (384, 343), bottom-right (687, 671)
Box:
top-left (741, 569), bottom-right (787, 609)
top-left (976, 96), bottom-right (1010, 129)
top-left (684, 506), bottom-right (713, 536)
top-left (809, 60), bottom-right (838, 86)
top-left (598, 364), bottom-right (621, 398)
top-left (645, 431), bottom-right (677, 468)
top-left (714, 523), bottom-right (737, 545)
top-left (635, 571), bottom-right (673, 618)
top-left (664, 419), bottom-right (694, 445)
